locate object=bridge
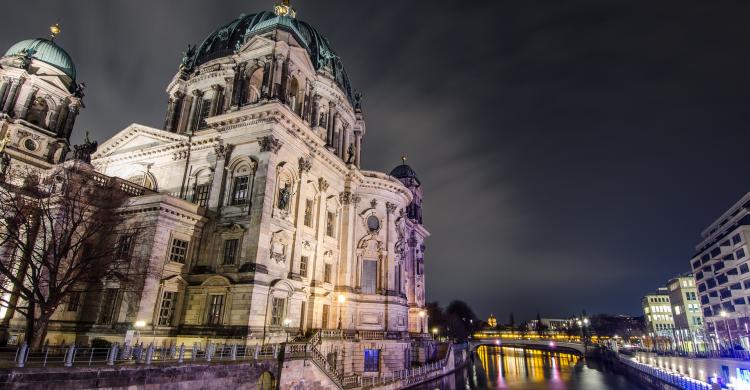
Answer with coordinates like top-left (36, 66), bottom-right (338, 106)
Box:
top-left (469, 338), bottom-right (588, 355)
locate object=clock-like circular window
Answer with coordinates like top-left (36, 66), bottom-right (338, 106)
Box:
top-left (367, 215), bottom-right (380, 232)
top-left (24, 139), bottom-right (37, 151)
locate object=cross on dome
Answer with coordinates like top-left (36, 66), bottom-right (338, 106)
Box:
top-left (274, 0), bottom-right (296, 18)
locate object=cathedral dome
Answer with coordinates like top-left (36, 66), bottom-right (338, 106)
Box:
top-left (4, 38), bottom-right (76, 80)
top-left (390, 163), bottom-right (421, 185)
top-left (187, 11), bottom-right (354, 103)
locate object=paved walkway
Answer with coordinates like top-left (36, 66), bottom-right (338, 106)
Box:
top-left (634, 351), bottom-right (750, 385)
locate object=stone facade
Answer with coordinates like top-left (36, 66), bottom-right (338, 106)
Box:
top-left (0, 3), bottom-right (429, 377)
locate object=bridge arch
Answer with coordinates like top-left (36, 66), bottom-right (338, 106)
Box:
top-left (469, 339), bottom-right (586, 356)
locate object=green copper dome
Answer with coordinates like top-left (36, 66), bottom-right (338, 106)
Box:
top-left (4, 38), bottom-right (76, 80)
top-left (186, 11), bottom-right (354, 103)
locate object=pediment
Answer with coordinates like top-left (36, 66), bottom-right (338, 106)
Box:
top-left (93, 124), bottom-right (188, 159)
top-left (238, 36), bottom-right (273, 56)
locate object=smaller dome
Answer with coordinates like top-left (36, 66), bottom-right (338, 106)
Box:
top-left (4, 38), bottom-right (76, 80)
top-left (390, 164), bottom-right (420, 185)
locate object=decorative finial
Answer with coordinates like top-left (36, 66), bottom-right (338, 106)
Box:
top-left (49, 23), bottom-right (61, 40)
top-left (401, 155), bottom-right (407, 165)
top-left (274, 0), bottom-right (296, 18)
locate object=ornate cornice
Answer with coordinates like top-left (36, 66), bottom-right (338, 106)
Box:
top-left (258, 135), bottom-right (282, 153)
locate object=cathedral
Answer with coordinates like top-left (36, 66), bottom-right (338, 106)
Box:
top-left (0, 1), bottom-right (429, 375)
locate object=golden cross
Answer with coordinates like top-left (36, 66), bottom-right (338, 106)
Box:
top-left (401, 155), bottom-right (407, 164)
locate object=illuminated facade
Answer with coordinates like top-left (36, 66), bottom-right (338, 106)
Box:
top-left (690, 191), bottom-right (750, 350)
top-left (642, 288), bottom-right (675, 349)
top-left (666, 274), bottom-right (706, 352)
top-left (0, 2), bottom-right (430, 375)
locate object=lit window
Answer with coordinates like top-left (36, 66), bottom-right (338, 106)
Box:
top-left (169, 238), bottom-right (189, 263)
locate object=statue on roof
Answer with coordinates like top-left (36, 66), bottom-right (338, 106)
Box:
top-left (180, 44), bottom-right (196, 70)
top-left (72, 131), bottom-right (98, 163)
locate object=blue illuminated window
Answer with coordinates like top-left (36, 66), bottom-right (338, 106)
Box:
top-left (364, 349), bottom-right (380, 372)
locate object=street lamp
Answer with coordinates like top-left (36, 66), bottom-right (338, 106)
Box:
top-left (432, 327), bottom-right (438, 340)
top-left (419, 310), bottom-right (426, 334)
top-left (284, 318), bottom-right (292, 342)
top-left (337, 294), bottom-right (346, 330)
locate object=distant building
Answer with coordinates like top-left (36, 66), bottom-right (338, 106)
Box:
top-left (690, 192), bottom-right (750, 350)
top-left (666, 274), bottom-right (706, 351)
top-left (487, 314), bottom-right (497, 328)
top-left (642, 288), bottom-right (675, 351)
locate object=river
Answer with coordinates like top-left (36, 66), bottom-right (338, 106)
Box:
top-left (411, 346), bottom-right (644, 389)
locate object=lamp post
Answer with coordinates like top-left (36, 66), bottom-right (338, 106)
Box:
top-left (284, 318), bottom-right (291, 342)
top-left (337, 294), bottom-right (346, 330)
top-left (577, 318), bottom-right (589, 356)
top-left (419, 310), bottom-right (426, 334)
top-left (432, 327), bottom-right (438, 341)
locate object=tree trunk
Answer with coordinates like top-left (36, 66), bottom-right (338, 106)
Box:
top-left (24, 300), bottom-right (35, 347)
top-left (29, 315), bottom-right (49, 349)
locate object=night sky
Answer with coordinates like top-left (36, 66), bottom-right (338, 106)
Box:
top-left (3, 1), bottom-right (750, 321)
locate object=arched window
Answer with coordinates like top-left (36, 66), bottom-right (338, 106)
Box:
top-left (127, 173), bottom-right (156, 191)
top-left (26, 97), bottom-right (49, 127)
top-left (227, 159), bottom-right (256, 206)
top-left (243, 68), bottom-right (264, 105)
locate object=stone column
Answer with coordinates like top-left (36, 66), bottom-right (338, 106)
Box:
top-left (209, 85), bottom-right (223, 116)
top-left (354, 131), bottom-right (362, 167)
top-left (2, 79), bottom-right (22, 114)
top-left (0, 79), bottom-right (10, 110)
top-left (231, 62), bottom-right (247, 108)
top-left (63, 104), bottom-right (79, 139)
top-left (279, 58), bottom-right (290, 103)
top-left (253, 135), bottom-right (283, 275)
top-left (342, 126), bottom-right (351, 163)
top-left (208, 144), bottom-right (231, 211)
top-left (311, 95), bottom-right (321, 129)
top-left (333, 114), bottom-right (341, 156)
top-left (302, 81), bottom-right (311, 122)
top-left (163, 96), bottom-right (177, 131)
top-left (17, 87), bottom-right (38, 120)
top-left (261, 60), bottom-right (272, 99)
top-left (165, 92), bottom-right (184, 132)
top-left (326, 104), bottom-right (336, 147)
top-left (185, 90), bottom-right (202, 133)
top-left (289, 156), bottom-right (312, 280)
top-left (176, 94), bottom-right (193, 134)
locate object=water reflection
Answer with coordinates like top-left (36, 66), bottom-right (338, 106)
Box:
top-left (412, 346), bottom-right (641, 390)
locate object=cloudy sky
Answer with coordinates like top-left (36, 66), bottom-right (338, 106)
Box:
top-left (3, 0), bottom-right (750, 321)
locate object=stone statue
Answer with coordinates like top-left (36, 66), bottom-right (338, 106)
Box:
top-left (278, 182), bottom-right (292, 210)
top-left (74, 82), bottom-right (86, 99)
top-left (72, 131), bottom-right (98, 163)
top-left (180, 45), bottom-right (196, 70)
top-left (319, 112), bottom-right (327, 128)
top-left (346, 143), bottom-right (355, 164)
top-left (0, 132), bottom-right (10, 153)
top-left (353, 91), bottom-right (363, 110)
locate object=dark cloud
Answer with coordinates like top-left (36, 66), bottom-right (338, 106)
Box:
top-left (3, 0), bottom-right (749, 321)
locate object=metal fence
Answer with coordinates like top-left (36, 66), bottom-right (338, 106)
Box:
top-left (9, 342), bottom-right (282, 368)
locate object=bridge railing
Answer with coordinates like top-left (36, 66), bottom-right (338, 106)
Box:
top-left (616, 351), bottom-right (713, 390)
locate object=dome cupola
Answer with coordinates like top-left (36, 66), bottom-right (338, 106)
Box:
top-left (4, 25), bottom-right (76, 82)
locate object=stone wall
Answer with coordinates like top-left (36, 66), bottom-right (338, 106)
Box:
top-left (0, 361), bottom-right (279, 390)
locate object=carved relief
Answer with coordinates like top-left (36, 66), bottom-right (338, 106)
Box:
top-left (318, 177), bottom-right (329, 192)
top-left (386, 202), bottom-right (397, 214)
top-left (270, 230), bottom-right (292, 264)
top-left (258, 135), bottom-right (282, 153)
top-left (298, 156), bottom-right (312, 173)
top-left (339, 191), bottom-right (360, 205)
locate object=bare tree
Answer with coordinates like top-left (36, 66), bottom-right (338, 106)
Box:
top-left (0, 163), bottom-right (140, 348)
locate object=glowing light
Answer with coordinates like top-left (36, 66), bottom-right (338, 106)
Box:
top-left (338, 294), bottom-right (346, 304)
top-left (134, 320), bottom-right (146, 328)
